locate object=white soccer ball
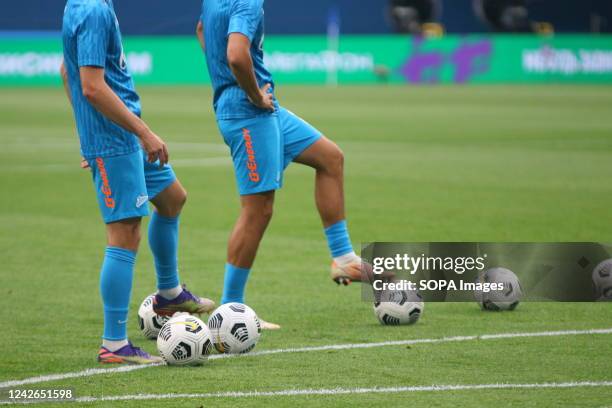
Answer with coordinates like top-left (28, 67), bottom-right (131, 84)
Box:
top-left (137, 294), bottom-right (170, 339)
top-left (207, 303), bottom-right (261, 354)
top-left (475, 267), bottom-right (523, 311)
top-left (157, 314), bottom-right (213, 366)
top-left (373, 289), bottom-right (424, 325)
top-left (592, 259), bottom-right (612, 301)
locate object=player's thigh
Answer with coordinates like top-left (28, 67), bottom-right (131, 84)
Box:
top-left (142, 149), bottom-right (178, 202)
top-left (217, 114), bottom-right (282, 195)
top-left (278, 106), bottom-right (322, 169)
top-left (141, 150), bottom-right (183, 216)
top-left (88, 150), bottom-right (149, 224)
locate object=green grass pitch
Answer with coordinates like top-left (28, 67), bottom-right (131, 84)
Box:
top-left (0, 85), bottom-right (611, 407)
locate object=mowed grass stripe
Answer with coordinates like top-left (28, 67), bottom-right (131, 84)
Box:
top-left (1, 327), bottom-right (610, 390)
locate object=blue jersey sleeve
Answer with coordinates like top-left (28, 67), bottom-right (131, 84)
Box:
top-left (227, 0), bottom-right (263, 41)
top-left (76, 3), bottom-right (111, 68)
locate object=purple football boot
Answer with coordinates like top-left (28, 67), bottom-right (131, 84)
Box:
top-left (153, 285), bottom-right (215, 316)
top-left (98, 341), bottom-right (163, 365)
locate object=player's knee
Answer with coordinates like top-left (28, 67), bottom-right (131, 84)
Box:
top-left (173, 186), bottom-right (188, 213)
top-left (122, 223), bottom-right (141, 248)
top-left (335, 147), bottom-right (345, 168)
top-left (107, 219), bottom-right (141, 250)
top-left (252, 203), bottom-right (274, 224)
top-left (242, 199), bottom-right (274, 226)
top-left (324, 144), bottom-right (344, 175)
top-left (260, 201), bottom-right (274, 223)
top-left (155, 185), bottom-right (187, 217)
top-left (129, 230), bottom-right (142, 249)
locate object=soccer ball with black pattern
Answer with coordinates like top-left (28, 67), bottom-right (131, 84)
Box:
top-left (137, 294), bottom-right (170, 339)
top-left (207, 303), bottom-right (261, 354)
top-left (373, 289), bottom-right (424, 326)
top-left (156, 314), bottom-right (213, 366)
top-left (475, 267), bottom-right (523, 311)
top-left (592, 259), bottom-right (612, 301)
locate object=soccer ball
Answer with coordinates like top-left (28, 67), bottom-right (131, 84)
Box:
top-left (592, 259), bottom-right (612, 301)
top-left (475, 267), bottom-right (523, 311)
top-left (137, 294), bottom-right (170, 339)
top-left (207, 303), bottom-right (261, 354)
top-left (157, 314), bottom-right (213, 366)
top-left (373, 289), bottom-right (424, 325)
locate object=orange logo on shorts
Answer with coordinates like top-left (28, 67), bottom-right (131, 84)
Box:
top-left (95, 158), bottom-right (115, 208)
top-left (243, 128), bottom-right (260, 183)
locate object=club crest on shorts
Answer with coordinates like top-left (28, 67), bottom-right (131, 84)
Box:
top-left (136, 195), bottom-right (149, 208)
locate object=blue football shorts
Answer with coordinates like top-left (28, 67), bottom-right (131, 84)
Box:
top-left (217, 106), bottom-right (322, 195)
top-left (88, 148), bottom-right (176, 224)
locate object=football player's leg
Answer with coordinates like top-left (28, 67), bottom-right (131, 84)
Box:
top-left (102, 221), bottom-right (139, 349)
top-left (223, 191), bottom-right (275, 304)
top-left (225, 192), bottom-right (281, 330)
top-left (149, 181), bottom-right (185, 300)
top-left (280, 108), bottom-right (366, 284)
top-left (89, 153), bottom-right (160, 364)
top-left (99, 219), bottom-right (163, 364)
top-left (217, 115), bottom-right (282, 329)
top-left (144, 154), bottom-right (214, 315)
top-left (294, 138), bottom-right (365, 284)
top-left (293, 136), bottom-right (345, 227)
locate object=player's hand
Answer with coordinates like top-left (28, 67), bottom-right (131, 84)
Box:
top-left (250, 83), bottom-right (275, 111)
top-left (139, 129), bottom-right (169, 166)
top-left (80, 157), bottom-right (90, 169)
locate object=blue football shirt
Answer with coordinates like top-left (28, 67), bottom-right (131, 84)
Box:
top-left (62, 0), bottom-right (141, 159)
top-left (201, 0), bottom-right (278, 120)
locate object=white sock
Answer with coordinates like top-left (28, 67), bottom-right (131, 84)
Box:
top-left (103, 339), bottom-right (129, 352)
top-left (158, 285), bottom-right (183, 300)
top-left (334, 251), bottom-right (360, 266)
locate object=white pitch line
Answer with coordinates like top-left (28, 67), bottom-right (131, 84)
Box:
top-left (0, 365), bottom-right (160, 390)
top-left (2, 381), bottom-right (611, 405)
top-left (1, 328), bottom-right (611, 390)
top-left (209, 327), bottom-right (612, 360)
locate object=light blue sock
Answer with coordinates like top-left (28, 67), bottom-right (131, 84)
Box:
top-left (221, 263), bottom-right (251, 304)
top-left (148, 212), bottom-right (180, 290)
top-left (100, 247), bottom-right (136, 341)
top-left (324, 220), bottom-right (354, 258)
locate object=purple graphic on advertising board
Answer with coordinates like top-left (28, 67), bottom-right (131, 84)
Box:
top-left (400, 37), bottom-right (493, 84)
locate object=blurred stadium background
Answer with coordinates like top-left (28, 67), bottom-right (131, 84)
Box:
top-left (1, 0), bottom-right (611, 86)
